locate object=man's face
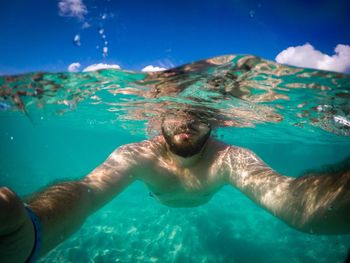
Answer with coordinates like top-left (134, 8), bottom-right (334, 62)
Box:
top-left (161, 112), bottom-right (211, 158)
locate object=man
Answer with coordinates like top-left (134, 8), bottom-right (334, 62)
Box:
top-left (1, 109), bottom-right (349, 263)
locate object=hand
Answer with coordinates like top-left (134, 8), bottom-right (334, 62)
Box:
top-left (0, 187), bottom-right (35, 263)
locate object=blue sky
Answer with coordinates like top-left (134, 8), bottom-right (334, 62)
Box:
top-left (0, 0), bottom-right (349, 75)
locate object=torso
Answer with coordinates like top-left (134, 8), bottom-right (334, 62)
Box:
top-left (134, 137), bottom-right (231, 207)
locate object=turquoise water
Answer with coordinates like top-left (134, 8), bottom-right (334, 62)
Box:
top-left (1, 55), bottom-right (349, 262)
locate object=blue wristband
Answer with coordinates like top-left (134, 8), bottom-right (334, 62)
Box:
top-left (24, 204), bottom-right (43, 263)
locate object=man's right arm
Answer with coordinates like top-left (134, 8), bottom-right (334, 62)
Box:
top-left (225, 146), bottom-right (350, 235)
top-left (0, 143), bottom-right (142, 262)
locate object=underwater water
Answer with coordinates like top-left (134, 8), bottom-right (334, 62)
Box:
top-left (1, 55), bottom-right (350, 262)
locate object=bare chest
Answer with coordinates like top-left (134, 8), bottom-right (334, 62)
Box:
top-left (141, 159), bottom-right (225, 207)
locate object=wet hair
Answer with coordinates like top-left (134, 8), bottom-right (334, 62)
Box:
top-left (160, 103), bottom-right (219, 129)
top-left (145, 101), bottom-right (242, 138)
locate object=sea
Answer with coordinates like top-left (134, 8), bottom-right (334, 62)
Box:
top-left (0, 55), bottom-right (349, 263)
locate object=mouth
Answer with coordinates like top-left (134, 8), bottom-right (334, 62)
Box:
top-left (173, 131), bottom-right (197, 142)
top-left (175, 127), bottom-right (197, 135)
top-left (176, 133), bottom-right (193, 139)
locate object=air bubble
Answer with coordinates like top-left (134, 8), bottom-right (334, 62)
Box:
top-left (73, 34), bottom-right (81, 46)
top-left (103, 47), bottom-right (108, 57)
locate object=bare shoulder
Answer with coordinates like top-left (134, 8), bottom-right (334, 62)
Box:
top-left (104, 137), bottom-right (165, 168)
top-left (226, 145), bottom-right (258, 161)
top-left (224, 144), bottom-right (272, 171)
top-left (223, 145), bottom-right (279, 187)
top-left (85, 138), bottom-right (162, 184)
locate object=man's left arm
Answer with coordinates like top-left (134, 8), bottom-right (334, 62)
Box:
top-left (224, 146), bottom-right (350, 235)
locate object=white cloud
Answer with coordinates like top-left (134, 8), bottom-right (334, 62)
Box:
top-left (82, 22), bottom-right (91, 29)
top-left (82, 63), bottom-right (121, 72)
top-left (141, 65), bottom-right (167, 72)
top-left (58, 0), bottom-right (87, 20)
top-left (67, 62), bottom-right (81, 72)
top-left (276, 43), bottom-right (350, 73)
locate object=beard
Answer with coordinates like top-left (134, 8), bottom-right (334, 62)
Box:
top-left (161, 127), bottom-right (211, 158)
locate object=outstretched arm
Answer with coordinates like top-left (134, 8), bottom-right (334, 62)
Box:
top-left (0, 143), bottom-right (142, 262)
top-left (225, 146), bottom-right (350, 235)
